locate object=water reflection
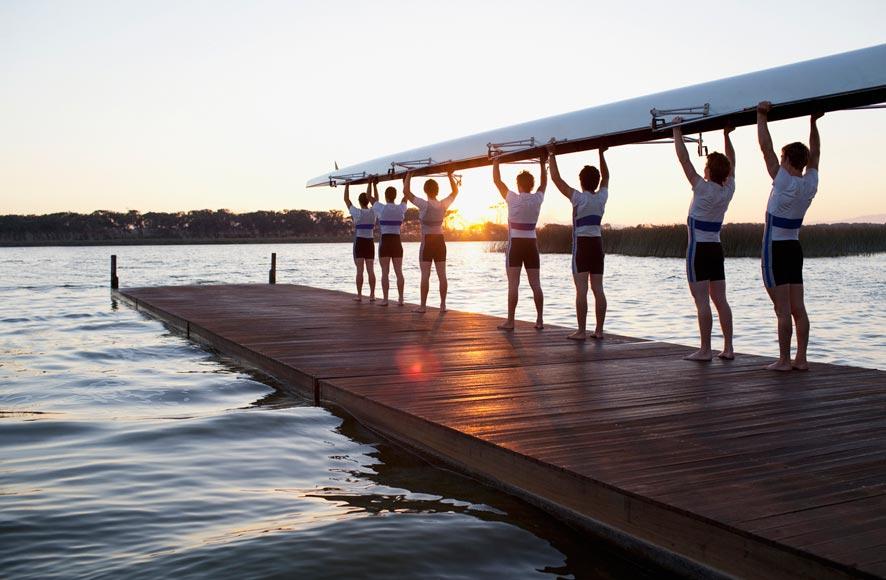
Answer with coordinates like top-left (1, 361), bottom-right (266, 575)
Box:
top-left (319, 413), bottom-right (678, 579)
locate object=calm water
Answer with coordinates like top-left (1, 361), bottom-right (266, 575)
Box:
top-left (1, 243), bottom-right (883, 580)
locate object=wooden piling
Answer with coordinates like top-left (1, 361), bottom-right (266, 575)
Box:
top-left (110, 255), bottom-right (119, 289)
top-left (269, 252), bottom-right (276, 285)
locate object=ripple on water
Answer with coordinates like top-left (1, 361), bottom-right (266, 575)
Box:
top-left (87, 514), bottom-right (567, 580)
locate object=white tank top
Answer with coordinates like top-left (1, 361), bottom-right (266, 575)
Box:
top-left (412, 196), bottom-right (454, 235)
top-left (572, 188), bottom-right (608, 238)
top-left (765, 168), bottom-right (818, 241)
top-left (506, 190), bottom-right (544, 239)
top-left (349, 206), bottom-right (376, 239)
top-left (374, 201), bottom-right (407, 236)
top-left (688, 177), bottom-right (735, 243)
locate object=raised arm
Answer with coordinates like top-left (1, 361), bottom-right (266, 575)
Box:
top-left (402, 171), bottom-right (416, 203)
top-left (598, 146), bottom-right (610, 189)
top-left (446, 171), bottom-right (460, 202)
top-left (536, 152), bottom-right (548, 193)
top-left (546, 143), bottom-right (572, 198)
top-left (369, 177), bottom-right (379, 205)
top-left (672, 117), bottom-right (701, 186)
top-left (366, 180), bottom-right (376, 205)
top-left (724, 126), bottom-right (736, 178)
top-left (343, 183), bottom-right (352, 209)
top-left (808, 112), bottom-right (823, 171)
top-left (756, 101), bottom-right (779, 179)
top-left (492, 156), bottom-right (508, 199)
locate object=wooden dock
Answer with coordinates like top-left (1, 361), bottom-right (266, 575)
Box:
top-left (114, 283), bottom-right (886, 579)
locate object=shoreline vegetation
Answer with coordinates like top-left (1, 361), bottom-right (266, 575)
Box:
top-left (1, 210), bottom-right (884, 257)
top-left (498, 223), bottom-right (886, 258)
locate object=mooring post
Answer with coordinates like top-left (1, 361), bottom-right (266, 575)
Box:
top-left (110, 255), bottom-right (119, 289)
top-left (269, 252), bottom-right (276, 284)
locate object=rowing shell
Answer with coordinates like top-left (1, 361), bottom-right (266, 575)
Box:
top-left (307, 43), bottom-right (886, 188)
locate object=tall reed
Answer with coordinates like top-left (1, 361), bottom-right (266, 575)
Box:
top-left (489, 223), bottom-right (886, 258)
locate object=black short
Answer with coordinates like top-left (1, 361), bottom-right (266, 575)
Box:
top-left (420, 234), bottom-right (446, 263)
top-left (507, 237), bottom-right (540, 269)
top-left (767, 240), bottom-right (803, 287)
top-left (353, 237), bottom-right (375, 260)
top-left (379, 234), bottom-right (403, 258)
top-left (573, 236), bottom-right (604, 275)
top-left (687, 241), bottom-right (724, 282)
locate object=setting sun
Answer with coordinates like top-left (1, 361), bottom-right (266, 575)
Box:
top-left (445, 200), bottom-right (504, 229)
top-left (442, 186), bottom-right (508, 229)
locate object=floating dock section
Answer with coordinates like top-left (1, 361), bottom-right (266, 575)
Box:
top-left (115, 283), bottom-right (886, 579)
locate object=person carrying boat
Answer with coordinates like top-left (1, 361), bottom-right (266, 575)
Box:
top-left (344, 181), bottom-right (377, 302)
top-left (547, 143), bottom-right (609, 340)
top-left (369, 176), bottom-right (407, 306)
top-left (403, 170), bottom-right (459, 313)
top-left (672, 118), bottom-right (736, 361)
top-left (756, 101), bottom-right (823, 372)
top-left (492, 152), bottom-right (547, 330)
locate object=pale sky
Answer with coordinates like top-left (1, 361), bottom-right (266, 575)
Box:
top-left (1, 0), bottom-right (885, 225)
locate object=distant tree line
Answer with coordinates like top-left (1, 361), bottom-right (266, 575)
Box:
top-left (0, 209), bottom-right (508, 245)
top-left (4, 211), bottom-right (882, 256)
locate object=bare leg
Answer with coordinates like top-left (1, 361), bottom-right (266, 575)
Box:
top-left (365, 259), bottom-right (376, 302)
top-left (569, 272), bottom-right (589, 340)
top-left (379, 257), bottom-right (391, 306)
top-left (497, 267), bottom-right (520, 330)
top-left (526, 268), bottom-right (544, 329)
top-left (434, 260), bottom-right (448, 311)
top-left (766, 285), bottom-right (793, 371)
top-left (709, 279), bottom-right (733, 359)
top-left (414, 260), bottom-right (431, 313)
top-left (790, 284), bottom-right (809, 370)
top-left (590, 274), bottom-right (606, 339)
top-left (393, 257), bottom-right (405, 306)
top-left (353, 257), bottom-right (364, 301)
top-left (685, 281), bottom-right (713, 361)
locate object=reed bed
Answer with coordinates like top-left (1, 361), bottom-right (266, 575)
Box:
top-left (489, 223), bottom-right (886, 258)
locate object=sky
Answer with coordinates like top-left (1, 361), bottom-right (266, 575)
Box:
top-left (1, 0), bottom-right (885, 226)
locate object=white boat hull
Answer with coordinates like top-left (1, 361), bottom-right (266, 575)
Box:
top-left (308, 44), bottom-right (886, 188)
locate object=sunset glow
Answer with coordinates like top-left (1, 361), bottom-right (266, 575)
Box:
top-left (1, 2), bottom-right (884, 224)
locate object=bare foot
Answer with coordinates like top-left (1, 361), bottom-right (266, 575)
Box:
top-left (766, 360), bottom-right (793, 372)
top-left (683, 349), bottom-right (713, 361)
top-left (792, 360), bottom-right (809, 371)
top-left (369, 296), bottom-right (376, 303)
top-left (592, 330), bottom-right (604, 340)
top-left (718, 349), bottom-right (735, 360)
top-left (398, 298), bottom-right (404, 306)
top-left (378, 300), bottom-right (389, 307)
top-left (353, 296), bottom-right (363, 302)
top-left (413, 306), bottom-right (427, 314)
top-left (439, 303), bottom-right (447, 312)
top-left (535, 319), bottom-right (544, 330)
top-left (497, 321), bottom-right (515, 331)
top-left (567, 330), bottom-right (587, 341)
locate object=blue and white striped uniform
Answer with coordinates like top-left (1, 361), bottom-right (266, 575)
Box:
top-left (349, 205), bottom-right (377, 260)
top-left (572, 187), bottom-right (608, 238)
top-left (374, 201), bottom-right (407, 235)
top-left (571, 187), bottom-right (608, 274)
top-left (505, 190), bottom-right (544, 269)
top-left (761, 167), bottom-right (818, 288)
top-left (686, 176), bottom-right (735, 282)
top-left (412, 196), bottom-right (455, 263)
